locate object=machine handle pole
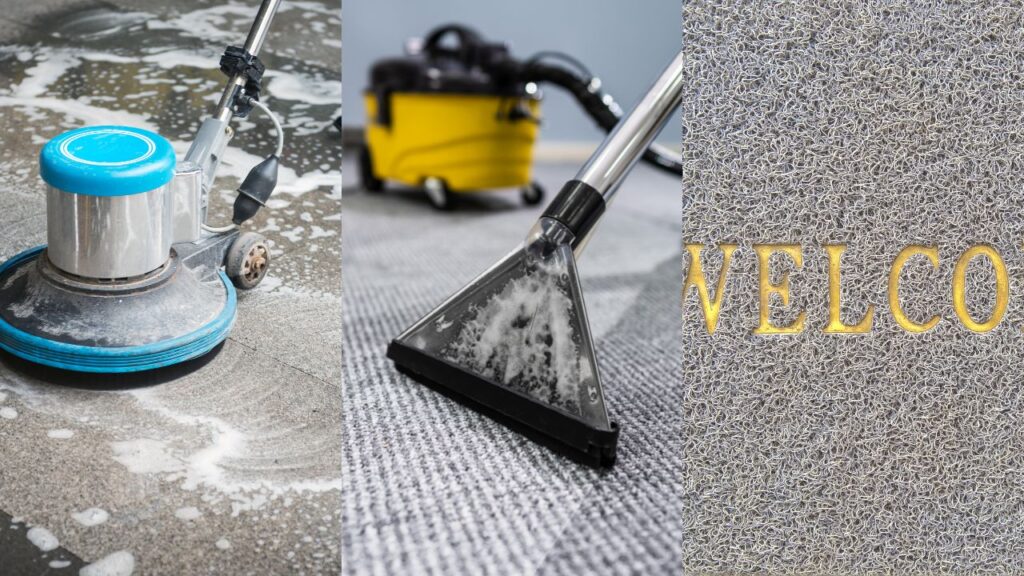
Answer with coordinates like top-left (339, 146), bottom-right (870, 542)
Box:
top-left (242, 0), bottom-right (283, 57)
top-left (574, 51), bottom-right (683, 203)
top-left (215, 0), bottom-right (283, 122)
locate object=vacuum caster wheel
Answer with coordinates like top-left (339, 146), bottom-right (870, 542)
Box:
top-left (424, 177), bottom-right (454, 210)
top-left (226, 232), bottom-right (271, 290)
top-left (359, 144), bottom-right (383, 192)
top-left (521, 181), bottom-right (545, 206)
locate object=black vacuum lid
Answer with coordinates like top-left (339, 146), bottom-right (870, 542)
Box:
top-left (365, 24), bottom-right (527, 97)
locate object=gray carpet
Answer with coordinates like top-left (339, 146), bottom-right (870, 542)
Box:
top-left (341, 159), bottom-right (682, 574)
top-left (684, 2), bottom-right (1024, 573)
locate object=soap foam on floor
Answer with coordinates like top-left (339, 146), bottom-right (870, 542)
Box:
top-left (72, 508), bottom-right (109, 527)
top-left (0, 1), bottom-right (341, 571)
top-left (111, 439), bottom-right (185, 475)
top-left (174, 507), bottom-right (202, 521)
top-left (26, 526), bottom-right (59, 551)
top-left (0, 45), bottom-right (339, 205)
top-left (0, 0), bottom-right (342, 509)
top-left (1, 358), bottom-right (341, 519)
top-left (79, 550), bottom-right (134, 576)
top-left (127, 387), bottom-right (342, 506)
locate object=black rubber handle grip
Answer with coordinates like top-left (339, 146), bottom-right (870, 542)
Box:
top-left (423, 24), bottom-right (483, 63)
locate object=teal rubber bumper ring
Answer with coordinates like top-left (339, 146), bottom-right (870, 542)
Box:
top-left (0, 247), bottom-right (236, 373)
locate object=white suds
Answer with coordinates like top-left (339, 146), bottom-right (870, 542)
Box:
top-left (14, 52), bottom-right (78, 98)
top-left (26, 526), bottom-right (59, 551)
top-left (110, 439), bottom-right (184, 474)
top-left (434, 315), bottom-right (454, 331)
top-left (103, 389), bottom-right (341, 514)
top-left (48, 429), bottom-right (75, 439)
top-left (280, 226), bottom-right (305, 243)
top-left (72, 508), bottom-right (109, 527)
top-left (0, 407), bottom-right (17, 419)
top-left (0, 44), bottom-right (336, 211)
top-left (265, 70), bottom-right (340, 106)
top-left (79, 550), bottom-right (135, 576)
top-left (257, 275), bottom-right (283, 292)
top-left (308, 226), bottom-right (336, 240)
top-left (442, 258), bottom-right (583, 414)
top-left (174, 507), bottom-right (202, 521)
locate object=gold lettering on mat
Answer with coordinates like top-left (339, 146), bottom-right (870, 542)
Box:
top-left (952, 245), bottom-right (1008, 333)
top-left (683, 244), bottom-right (1017, 335)
top-left (824, 245), bottom-right (874, 334)
top-left (753, 244), bottom-right (806, 335)
top-left (889, 245), bottom-right (940, 333)
top-left (683, 244), bottom-right (736, 335)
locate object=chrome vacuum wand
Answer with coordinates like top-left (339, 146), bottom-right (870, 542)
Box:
top-left (528, 51), bottom-right (683, 259)
top-left (576, 52), bottom-right (683, 204)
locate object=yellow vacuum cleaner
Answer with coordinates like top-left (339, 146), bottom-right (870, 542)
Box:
top-left (361, 25), bottom-right (542, 209)
top-left (359, 24), bottom-right (681, 210)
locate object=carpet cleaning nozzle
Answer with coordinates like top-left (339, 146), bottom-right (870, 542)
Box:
top-left (388, 52), bottom-right (683, 467)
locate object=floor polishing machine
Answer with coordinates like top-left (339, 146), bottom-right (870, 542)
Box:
top-left (0, 0), bottom-right (286, 373)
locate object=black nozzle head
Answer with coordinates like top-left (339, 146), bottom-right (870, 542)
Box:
top-left (232, 155), bottom-right (279, 225)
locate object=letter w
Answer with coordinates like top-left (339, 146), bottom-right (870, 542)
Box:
top-left (684, 244), bottom-right (737, 335)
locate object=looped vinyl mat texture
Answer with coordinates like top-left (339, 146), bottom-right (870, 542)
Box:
top-left (684, 2), bottom-right (1024, 573)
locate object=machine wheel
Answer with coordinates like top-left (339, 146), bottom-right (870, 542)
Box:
top-left (423, 177), bottom-right (454, 210)
top-left (521, 181), bottom-right (545, 206)
top-left (359, 144), bottom-right (384, 192)
top-left (226, 232), bottom-right (271, 290)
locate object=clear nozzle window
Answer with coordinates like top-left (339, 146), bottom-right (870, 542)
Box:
top-left (393, 241), bottom-right (611, 431)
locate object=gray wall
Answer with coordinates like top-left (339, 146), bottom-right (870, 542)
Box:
top-left (341, 0), bottom-right (680, 144)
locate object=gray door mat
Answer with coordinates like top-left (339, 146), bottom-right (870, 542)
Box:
top-left (684, 2), bottom-right (1024, 573)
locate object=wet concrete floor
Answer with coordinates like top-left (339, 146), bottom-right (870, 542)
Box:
top-left (0, 1), bottom-right (341, 574)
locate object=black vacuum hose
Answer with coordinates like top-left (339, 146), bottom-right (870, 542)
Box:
top-left (516, 60), bottom-right (682, 177)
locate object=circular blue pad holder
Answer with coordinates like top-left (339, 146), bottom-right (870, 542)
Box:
top-left (40, 125), bottom-right (176, 196)
top-left (0, 248), bottom-right (237, 373)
